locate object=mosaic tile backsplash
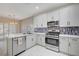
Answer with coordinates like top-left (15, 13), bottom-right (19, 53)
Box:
top-left (34, 26), bottom-right (79, 35)
top-left (60, 26), bottom-right (79, 35)
top-left (34, 27), bottom-right (47, 33)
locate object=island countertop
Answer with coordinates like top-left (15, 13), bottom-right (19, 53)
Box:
top-left (5, 33), bottom-right (26, 38)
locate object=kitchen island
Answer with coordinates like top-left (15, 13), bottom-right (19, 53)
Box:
top-left (6, 33), bottom-right (26, 56)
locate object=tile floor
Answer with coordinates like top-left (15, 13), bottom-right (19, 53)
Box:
top-left (18, 45), bottom-right (67, 56)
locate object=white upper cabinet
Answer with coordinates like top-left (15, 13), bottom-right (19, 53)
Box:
top-left (68, 5), bottom-right (79, 26)
top-left (33, 15), bottom-right (42, 28)
top-left (47, 11), bottom-right (54, 22)
top-left (47, 10), bottom-right (60, 22)
top-left (60, 4), bottom-right (79, 27)
top-left (34, 4), bottom-right (79, 27)
top-left (60, 6), bottom-right (71, 27)
top-left (53, 10), bottom-right (60, 21)
top-left (41, 13), bottom-right (47, 27)
top-left (33, 13), bottom-right (47, 28)
top-left (33, 16), bottom-right (39, 28)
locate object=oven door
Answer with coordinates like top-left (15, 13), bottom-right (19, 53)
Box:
top-left (45, 38), bottom-right (59, 46)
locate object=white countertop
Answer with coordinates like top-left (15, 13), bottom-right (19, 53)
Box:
top-left (0, 33), bottom-right (34, 40)
top-left (5, 33), bottom-right (26, 38)
top-left (59, 34), bottom-right (79, 38)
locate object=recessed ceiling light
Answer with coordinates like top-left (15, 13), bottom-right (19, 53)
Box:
top-left (35, 6), bottom-right (39, 10)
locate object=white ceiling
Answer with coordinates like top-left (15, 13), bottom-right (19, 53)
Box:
top-left (0, 3), bottom-right (71, 20)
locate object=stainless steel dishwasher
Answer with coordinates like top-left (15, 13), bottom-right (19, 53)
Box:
top-left (7, 36), bottom-right (26, 56)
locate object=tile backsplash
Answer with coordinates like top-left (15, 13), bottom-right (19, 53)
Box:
top-left (34, 26), bottom-right (79, 35)
top-left (34, 27), bottom-right (47, 33)
top-left (60, 26), bottom-right (79, 35)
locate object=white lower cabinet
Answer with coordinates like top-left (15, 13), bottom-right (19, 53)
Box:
top-left (36, 34), bottom-right (45, 47)
top-left (69, 37), bottom-right (79, 56)
top-left (36, 35), bottom-right (42, 45)
top-left (59, 37), bottom-right (69, 54)
top-left (41, 35), bottom-right (45, 46)
top-left (32, 35), bottom-right (36, 46)
top-left (26, 35), bottom-right (36, 49)
top-left (59, 36), bottom-right (79, 56)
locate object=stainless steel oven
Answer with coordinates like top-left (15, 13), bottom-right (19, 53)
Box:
top-left (45, 38), bottom-right (59, 47)
top-left (45, 34), bottom-right (59, 52)
top-left (45, 21), bottom-right (59, 52)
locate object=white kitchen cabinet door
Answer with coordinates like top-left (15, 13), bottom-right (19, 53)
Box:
top-left (31, 35), bottom-right (36, 46)
top-left (47, 11), bottom-right (54, 22)
top-left (41, 34), bottom-right (45, 46)
top-left (26, 35), bottom-right (36, 49)
top-left (68, 5), bottom-right (79, 26)
top-left (47, 10), bottom-right (60, 22)
top-left (37, 14), bottom-right (48, 27)
top-left (36, 34), bottom-right (42, 45)
top-left (36, 34), bottom-right (45, 46)
top-left (34, 15), bottom-right (42, 28)
top-left (59, 6), bottom-right (69, 27)
top-left (26, 36), bottom-right (32, 49)
top-left (59, 6), bottom-right (70, 27)
top-left (41, 13), bottom-right (47, 27)
top-left (33, 17), bottom-right (38, 28)
top-left (69, 37), bottom-right (79, 56)
top-left (38, 15), bottom-right (42, 27)
top-left (35, 34), bottom-right (38, 44)
top-left (53, 10), bottom-right (60, 21)
top-left (59, 36), bottom-right (69, 54)
top-left (33, 13), bottom-right (47, 28)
